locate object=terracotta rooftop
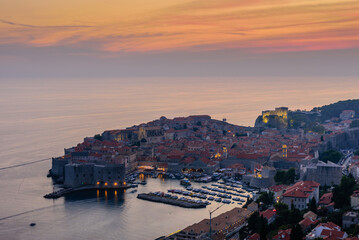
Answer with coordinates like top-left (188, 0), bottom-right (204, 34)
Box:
top-left (273, 229), bottom-right (291, 240)
top-left (283, 181), bottom-right (320, 198)
top-left (260, 209), bottom-right (277, 221)
top-left (319, 192), bottom-right (333, 205)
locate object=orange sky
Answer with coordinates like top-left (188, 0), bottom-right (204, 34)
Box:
top-left (1, 0), bottom-right (359, 53)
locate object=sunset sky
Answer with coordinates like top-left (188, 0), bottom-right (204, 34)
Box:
top-left (1, 0), bottom-right (359, 78)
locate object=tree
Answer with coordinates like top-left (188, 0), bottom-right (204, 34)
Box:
top-left (273, 203), bottom-right (290, 228)
top-left (288, 207), bottom-right (303, 225)
top-left (274, 168), bottom-right (296, 185)
top-left (332, 175), bottom-right (357, 208)
top-left (286, 168), bottom-right (296, 184)
top-left (310, 125), bottom-right (326, 134)
top-left (274, 171), bottom-right (286, 184)
top-left (309, 197), bottom-right (317, 213)
top-left (319, 150), bottom-right (342, 164)
top-left (248, 212), bottom-right (269, 238)
top-left (290, 224), bottom-right (303, 240)
top-left (256, 192), bottom-right (274, 207)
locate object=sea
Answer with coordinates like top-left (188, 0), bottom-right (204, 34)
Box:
top-left (0, 77), bottom-right (359, 240)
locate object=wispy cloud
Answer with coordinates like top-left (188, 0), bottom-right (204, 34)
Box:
top-left (0, 0), bottom-right (358, 53)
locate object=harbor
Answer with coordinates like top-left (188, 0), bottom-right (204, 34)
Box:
top-left (129, 171), bottom-right (254, 208)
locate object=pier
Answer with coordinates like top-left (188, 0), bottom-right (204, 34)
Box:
top-left (44, 185), bottom-right (135, 199)
top-left (137, 193), bottom-right (207, 208)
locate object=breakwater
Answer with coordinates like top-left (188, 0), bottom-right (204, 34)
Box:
top-left (44, 185), bottom-right (135, 199)
top-left (137, 193), bottom-right (206, 208)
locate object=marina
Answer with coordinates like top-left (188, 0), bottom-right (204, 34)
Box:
top-left (137, 193), bottom-right (207, 208)
top-left (132, 172), bottom-right (252, 207)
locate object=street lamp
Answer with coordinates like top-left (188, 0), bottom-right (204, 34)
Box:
top-left (209, 203), bottom-right (225, 239)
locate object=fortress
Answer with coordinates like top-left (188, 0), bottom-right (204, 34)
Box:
top-left (262, 107), bottom-right (288, 123)
top-left (256, 107), bottom-right (289, 128)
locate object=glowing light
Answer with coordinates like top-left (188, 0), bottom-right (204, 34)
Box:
top-left (123, 181), bottom-right (126, 185)
top-left (96, 181), bottom-right (100, 185)
top-left (104, 182), bottom-right (108, 186)
top-left (114, 182), bottom-right (118, 186)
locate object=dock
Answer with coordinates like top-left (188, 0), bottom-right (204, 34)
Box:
top-left (44, 184), bottom-right (135, 199)
top-left (137, 193), bottom-right (207, 208)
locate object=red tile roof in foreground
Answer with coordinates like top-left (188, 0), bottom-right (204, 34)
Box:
top-left (299, 217), bottom-right (318, 228)
top-left (260, 209), bottom-right (277, 221)
top-left (248, 233), bottom-right (260, 240)
top-left (321, 229), bottom-right (346, 240)
top-left (269, 185), bottom-right (288, 193)
top-left (283, 181), bottom-right (320, 198)
top-left (319, 192), bottom-right (333, 205)
top-left (273, 229), bottom-right (292, 240)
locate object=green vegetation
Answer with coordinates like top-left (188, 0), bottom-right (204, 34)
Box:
top-left (309, 125), bottom-right (326, 134)
top-left (244, 202), bottom-right (306, 240)
top-left (290, 224), bottom-right (304, 240)
top-left (319, 150), bottom-right (342, 164)
top-left (271, 203), bottom-right (303, 230)
top-left (256, 192), bottom-right (274, 209)
top-left (94, 134), bottom-right (103, 141)
top-left (309, 197), bottom-right (317, 213)
top-left (354, 150), bottom-right (359, 156)
top-left (314, 99), bottom-right (359, 122)
top-left (247, 212), bottom-right (270, 240)
top-left (274, 168), bottom-right (296, 185)
top-left (350, 120), bottom-right (359, 128)
top-left (332, 175), bottom-right (357, 208)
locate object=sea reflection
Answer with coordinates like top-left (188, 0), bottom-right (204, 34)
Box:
top-left (64, 189), bottom-right (125, 206)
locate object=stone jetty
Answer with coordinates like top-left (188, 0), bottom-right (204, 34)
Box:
top-left (137, 193), bottom-right (206, 208)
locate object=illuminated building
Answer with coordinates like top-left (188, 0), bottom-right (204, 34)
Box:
top-left (282, 144), bottom-right (287, 158)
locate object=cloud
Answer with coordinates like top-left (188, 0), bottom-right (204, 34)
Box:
top-left (0, 0), bottom-right (358, 53)
top-left (0, 19), bottom-right (92, 29)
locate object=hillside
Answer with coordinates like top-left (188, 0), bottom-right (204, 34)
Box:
top-left (313, 99), bottom-right (359, 122)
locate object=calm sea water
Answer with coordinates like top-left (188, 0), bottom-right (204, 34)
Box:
top-left (0, 77), bottom-right (359, 240)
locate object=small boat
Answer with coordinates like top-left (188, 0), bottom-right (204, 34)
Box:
top-left (130, 189), bottom-right (137, 193)
top-left (140, 181), bottom-right (147, 185)
top-left (30, 223), bottom-right (36, 227)
top-left (180, 179), bottom-right (191, 186)
top-left (223, 199), bottom-right (231, 204)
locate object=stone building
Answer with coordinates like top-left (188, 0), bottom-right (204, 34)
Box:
top-left (63, 163), bottom-right (125, 188)
top-left (51, 157), bottom-right (69, 178)
top-left (282, 181), bottom-right (320, 210)
top-left (301, 161), bottom-right (342, 186)
top-left (342, 212), bottom-right (359, 229)
top-left (138, 126), bottom-right (164, 143)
